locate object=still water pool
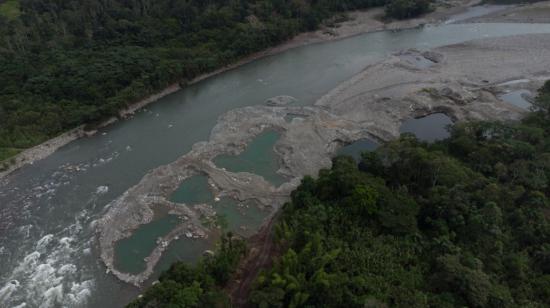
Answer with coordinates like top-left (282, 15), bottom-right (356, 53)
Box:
top-left (114, 215), bottom-right (181, 274)
top-left (214, 130), bottom-right (286, 187)
top-left (400, 113), bottom-right (454, 142)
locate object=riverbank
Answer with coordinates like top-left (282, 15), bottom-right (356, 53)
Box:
top-left (0, 0), bottom-right (482, 180)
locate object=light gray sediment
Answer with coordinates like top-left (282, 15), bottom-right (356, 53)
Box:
top-left (96, 33), bottom-right (550, 286)
top-left (461, 1), bottom-right (550, 24)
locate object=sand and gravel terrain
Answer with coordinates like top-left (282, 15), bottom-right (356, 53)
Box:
top-left (462, 1), bottom-right (550, 23)
top-left (318, 34), bottom-right (550, 134)
top-left (97, 1), bottom-right (550, 285)
top-left (98, 29), bottom-right (550, 285)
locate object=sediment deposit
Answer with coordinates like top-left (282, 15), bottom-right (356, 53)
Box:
top-left (462, 1), bottom-right (550, 24)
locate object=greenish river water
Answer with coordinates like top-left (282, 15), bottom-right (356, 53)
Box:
top-left (115, 176), bottom-right (266, 274)
top-left (2, 16), bottom-right (550, 307)
top-left (213, 130), bottom-right (287, 187)
top-left (170, 174), bottom-right (213, 205)
top-left (114, 215), bottom-right (181, 274)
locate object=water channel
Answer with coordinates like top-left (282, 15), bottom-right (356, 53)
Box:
top-left (2, 16), bottom-right (550, 308)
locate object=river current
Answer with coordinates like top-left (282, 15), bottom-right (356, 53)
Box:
top-left (2, 13), bottom-right (550, 308)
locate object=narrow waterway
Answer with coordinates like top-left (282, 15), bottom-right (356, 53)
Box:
top-left (2, 19), bottom-right (550, 307)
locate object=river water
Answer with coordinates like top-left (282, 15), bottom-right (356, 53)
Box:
top-left (2, 19), bottom-right (550, 308)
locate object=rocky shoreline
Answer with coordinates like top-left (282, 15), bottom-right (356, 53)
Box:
top-left (97, 31), bottom-right (550, 285)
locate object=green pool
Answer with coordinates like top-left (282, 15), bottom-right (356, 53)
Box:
top-left (214, 130), bottom-right (287, 187)
top-left (114, 215), bottom-right (181, 274)
top-left (170, 174), bottom-right (214, 205)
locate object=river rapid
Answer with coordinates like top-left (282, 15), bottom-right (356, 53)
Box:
top-left (2, 12), bottom-right (550, 308)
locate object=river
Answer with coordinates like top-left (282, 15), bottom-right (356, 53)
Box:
top-left (2, 17), bottom-right (550, 308)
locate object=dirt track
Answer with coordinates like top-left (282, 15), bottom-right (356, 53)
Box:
top-left (226, 213), bottom-right (280, 307)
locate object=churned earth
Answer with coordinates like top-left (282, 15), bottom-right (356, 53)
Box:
top-left (97, 31), bottom-right (550, 285)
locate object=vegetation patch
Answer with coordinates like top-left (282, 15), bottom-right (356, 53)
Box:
top-left (0, 147), bottom-right (20, 163)
top-left (0, 0), bottom-right (437, 163)
top-left (251, 82), bottom-right (550, 307)
top-left (127, 233), bottom-right (246, 307)
top-left (0, 0), bottom-right (20, 20)
top-left (385, 0), bottom-right (432, 19)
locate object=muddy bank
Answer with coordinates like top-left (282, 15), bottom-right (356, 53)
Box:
top-left (0, 0), bottom-right (480, 180)
top-left (462, 1), bottom-right (550, 23)
top-left (97, 33), bottom-right (550, 286)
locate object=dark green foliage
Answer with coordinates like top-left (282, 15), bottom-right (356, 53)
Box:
top-left (533, 80), bottom-right (550, 116)
top-left (0, 0), bottom-right (20, 20)
top-left (0, 147), bottom-right (20, 163)
top-left (250, 84), bottom-right (550, 307)
top-left (127, 233), bottom-right (246, 308)
top-left (0, 0), bottom-right (391, 162)
top-left (385, 0), bottom-right (431, 19)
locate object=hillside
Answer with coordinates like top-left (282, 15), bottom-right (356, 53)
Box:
top-left (250, 81), bottom-right (550, 307)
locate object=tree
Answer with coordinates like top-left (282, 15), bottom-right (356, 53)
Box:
top-left (385, 0), bottom-right (431, 19)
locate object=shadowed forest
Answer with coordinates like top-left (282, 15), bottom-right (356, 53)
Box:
top-left (128, 82), bottom-right (550, 307)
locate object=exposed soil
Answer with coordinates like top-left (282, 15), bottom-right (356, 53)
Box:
top-left (226, 213), bottom-right (281, 307)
